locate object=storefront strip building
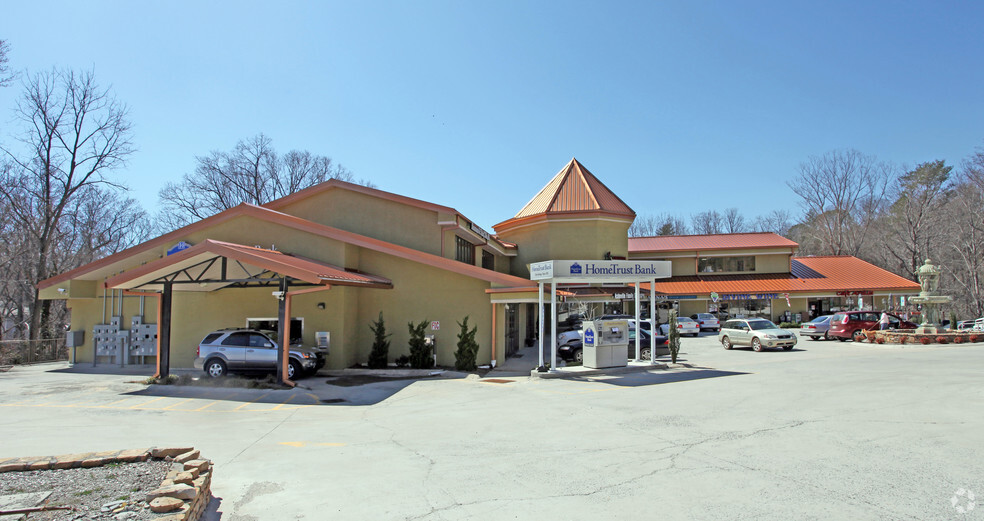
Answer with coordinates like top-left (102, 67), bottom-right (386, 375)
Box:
top-left (39, 158), bottom-right (920, 371)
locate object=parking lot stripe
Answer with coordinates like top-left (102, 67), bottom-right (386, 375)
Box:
top-left (163, 399), bottom-right (195, 410)
top-left (234, 392), bottom-right (271, 410)
top-left (271, 394), bottom-right (297, 410)
top-left (193, 401), bottom-right (218, 412)
top-left (129, 397), bottom-right (167, 409)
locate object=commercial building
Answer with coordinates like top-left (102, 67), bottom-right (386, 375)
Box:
top-left (39, 158), bottom-right (920, 371)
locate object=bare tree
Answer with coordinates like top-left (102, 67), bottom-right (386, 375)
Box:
top-left (158, 134), bottom-right (364, 230)
top-left (942, 148), bottom-right (984, 317)
top-left (879, 160), bottom-right (953, 276)
top-left (0, 68), bottom-right (136, 340)
top-left (787, 149), bottom-right (891, 256)
top-left (722, 208), bottom-right (747, 233)
top-left (629, 213), bottom-right (688, 237)
top-left (752, 209), bottom-right (793, 236)
top-left (691, 210), bottom-right (724, 235)
top-left (0, 39), bottom-right (14, 88)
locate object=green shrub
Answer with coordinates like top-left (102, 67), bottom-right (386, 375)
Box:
top-left (779, 322), bottom-right (801, 328)
top-left (668, 310), bottom-right (681, 363)
top-left (394, 355), bottom-right (410, 368)
top-left (454, 316), bottom-right (479, 371)
top-left (408, 319), bottom-right (433, 369)
top-left (368, 312), bottom-right (391, 369)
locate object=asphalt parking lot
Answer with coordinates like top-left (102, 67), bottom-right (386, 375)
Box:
top-left (2, 333), bottom-right (983, 520)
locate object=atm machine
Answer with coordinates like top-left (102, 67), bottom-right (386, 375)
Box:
top-left (582, 319), bottom-right (629, 369)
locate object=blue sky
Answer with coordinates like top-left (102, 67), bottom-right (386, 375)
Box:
top-left (2, 1), bottom-right (982, 231)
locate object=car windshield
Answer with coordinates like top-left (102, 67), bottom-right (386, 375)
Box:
top-left (810, 316), bottom-right (830, 323)
top-left (747, 319), bottom-right (777, 330)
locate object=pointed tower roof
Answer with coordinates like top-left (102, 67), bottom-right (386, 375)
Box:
top-left (494, 158), bottom-right (634, 232)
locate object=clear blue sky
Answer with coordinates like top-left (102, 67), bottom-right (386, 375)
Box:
top-left (2, 1), bottom-right (982, 231)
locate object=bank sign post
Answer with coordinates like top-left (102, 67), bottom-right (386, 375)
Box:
top-left (530, 259), bottom-right (672, 371)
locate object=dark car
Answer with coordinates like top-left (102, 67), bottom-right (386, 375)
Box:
top-left (558, 328), bottom-right (668, 363)
top-left (828, 311), bottom-right (917, 342)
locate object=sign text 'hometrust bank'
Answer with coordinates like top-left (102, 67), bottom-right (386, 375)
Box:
top-left (529, 260), bottom-right (671, 282)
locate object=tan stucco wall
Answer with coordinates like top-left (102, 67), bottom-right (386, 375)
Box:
top-left (276, 189), bottom-right (443, 255)
top-left (498, 218), bottom-right (631, 278)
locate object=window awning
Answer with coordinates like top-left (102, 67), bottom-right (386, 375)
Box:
top-left (105, 239), bottom-right (393, 292)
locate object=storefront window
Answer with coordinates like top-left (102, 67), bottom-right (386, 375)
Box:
top-left (482, 250), bottom-right (494, 270)
top-left (715, 299), bottom-right (772, 320)
top-left (698, 256), bottom-right (755, 273)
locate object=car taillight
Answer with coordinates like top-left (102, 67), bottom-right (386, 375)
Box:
top-left (196, 345), bottom-right (200, 357)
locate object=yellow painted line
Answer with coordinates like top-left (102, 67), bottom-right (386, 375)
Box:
top-left (163, 399), bottom-right (195, 410)
top-left (272, 394), bottom-right (297, 410)
top-left (193, 401), bottom-right (218, 412)
top-left (129, 397), bottom-right (167, 409)
top-left (98, 398), bottom-right (131, 408)
top-left (306, 393), bottom-right (318, 401)
top-left (234, 392), bottom-right (271, 411)
top-left (280, 441), bottom-right (307, 447)
top-left (247, 404), bottom-right (312, 412)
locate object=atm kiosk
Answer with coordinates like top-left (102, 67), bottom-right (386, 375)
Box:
top-left (582, 319), bottom-right (629, 369)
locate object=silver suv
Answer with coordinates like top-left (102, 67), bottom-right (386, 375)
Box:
top-left (193, 329), bottom-right (326, 379)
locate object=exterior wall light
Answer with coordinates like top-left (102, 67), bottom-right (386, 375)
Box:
top-left (317, 302), bottom-right (326, 310)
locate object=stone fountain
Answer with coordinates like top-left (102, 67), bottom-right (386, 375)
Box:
top-left (907, 259), bottom-right (952, 334)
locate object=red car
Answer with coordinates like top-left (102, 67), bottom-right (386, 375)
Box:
top-left (828, 311), bottom-right (917, 341)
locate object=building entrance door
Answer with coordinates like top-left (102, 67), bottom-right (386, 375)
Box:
top-left (505, 304), bottom-right (519, 357)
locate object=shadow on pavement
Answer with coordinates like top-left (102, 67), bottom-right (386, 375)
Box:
top-left (571, 368), bottom-right (749, 387)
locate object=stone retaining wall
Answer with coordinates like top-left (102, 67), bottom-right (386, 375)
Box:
top-left (0, 447), bottom-right (212, 520)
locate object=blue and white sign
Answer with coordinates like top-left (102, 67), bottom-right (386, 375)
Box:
top-left (529, 260), bottom-right (671, 282)
top-left (166, 241), bottom-right (192, 256)
top-left (583, 327), bottom-right (595, 346)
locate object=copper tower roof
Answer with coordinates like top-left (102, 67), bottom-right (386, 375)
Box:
top-left (509, 158), bottom-right (635, 220)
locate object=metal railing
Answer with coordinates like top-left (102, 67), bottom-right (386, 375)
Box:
top-left (0, 338), bottom-right (69, 366)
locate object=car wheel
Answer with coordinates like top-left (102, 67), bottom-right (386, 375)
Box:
top-left (288, 359), bottom-right (302, 380)
top-left (641, 347), bottom-right (651, 361)
top-left (752, 338), bottom-right (763, 352)
top-left (205, 359), bottom-right (227, 378)
top-left (852, 330), bottom-right (863, 342)
top-left (722, 336), bottom-right (732, 350)
top-left (823, 332), bottom-right (829, 341)
top-left (573, 349), bottom-right (583, 363)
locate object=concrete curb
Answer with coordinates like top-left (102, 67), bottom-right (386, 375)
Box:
top-left (530, 361), bottom-right (670, 379)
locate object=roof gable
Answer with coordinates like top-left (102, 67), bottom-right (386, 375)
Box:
top-left (495, 158), bottom-right (634, 230)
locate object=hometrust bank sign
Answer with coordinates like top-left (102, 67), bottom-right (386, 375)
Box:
top-left (529, 260), bottom-right (672, 283)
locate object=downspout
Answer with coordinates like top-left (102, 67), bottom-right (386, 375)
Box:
top-left (491, 303), bottom-right (497, 367)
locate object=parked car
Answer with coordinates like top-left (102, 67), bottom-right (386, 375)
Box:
top-left (719, 319), bottom-right (797, 351)
top-left (828, 311), bottom-right (917, 342)
top-left (193, 328), bottom-right (326, 379)
top-left (557, 329), bottom-right (583, 347)
top-left (628, 327), bottom-right (669, 360)
top-left (557, 328), bottom-right (668, 363)
top-left (690, 313), bottom-right (721, 332)
top-left (798, 315), bottom-right (833, 340)
top-left (956, 320), bottom-right (977, 330)
top-left (659, 316), bottom-right (700, 336)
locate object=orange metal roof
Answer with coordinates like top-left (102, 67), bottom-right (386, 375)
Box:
top-left (494, 158), bottom-right (634, 230)
top-left (640, 256), bottom-right (920, 295)
top-left (105, 240), bottom-right (393, 291)
top-left (629, 232), bottom-right (799, 253)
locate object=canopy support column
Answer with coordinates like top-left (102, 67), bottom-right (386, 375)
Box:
top-left (538, 282), bottom-right (545, 368)
top-left (156, 282), bottom-right (172, 378)
top-left (650, 278), bottom-right (656, 365)
top-left (634, 283), bottom-right (641, 360)
top-left (550, 282), bottom-right (557, 372)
